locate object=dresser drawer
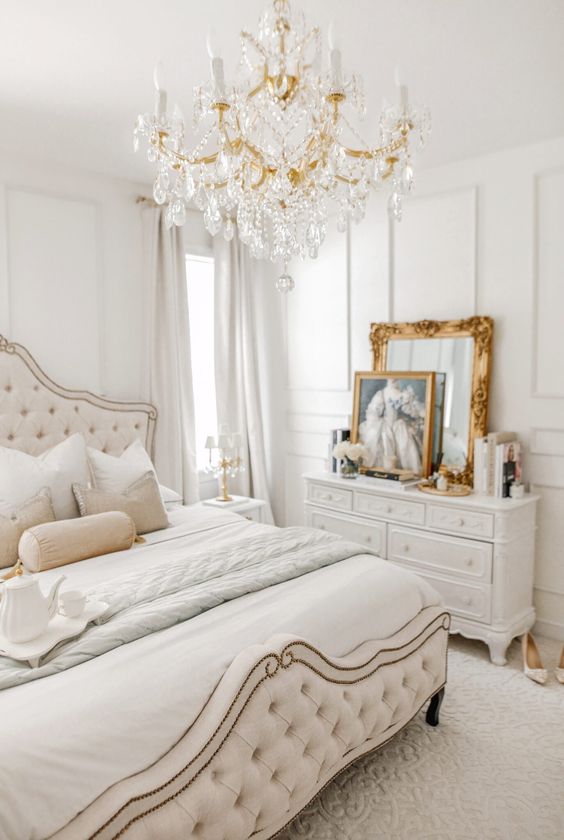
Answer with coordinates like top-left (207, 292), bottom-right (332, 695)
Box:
top-left (427, 504), bottom-right (494, 539)
top-left (308, 483), bottom-right (353, 512)
top-left (394, 564), bottom-right (492, 623)
top-left (308, 509), bottom-right (386, 557)
top-left (354, 492), bottom-right (425, 526)
top-left (388, 526), bottom-right (492, 582)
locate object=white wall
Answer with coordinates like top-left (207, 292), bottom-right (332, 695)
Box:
top-left (282, 135), bottom-right (564, 640)
top-left (0, 151), bottom-right (149, 400)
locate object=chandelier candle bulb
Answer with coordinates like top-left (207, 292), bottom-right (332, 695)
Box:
top-left (400, 85), bottom-right (409, 113)
top-left (211, 57), bottom-right (226, 99)
top-left (327, 21), bottom-right (342, 90)
top-left (206, 31), bottom-right (226, 100)
top-left (153, 61), bottom-right (167, 121)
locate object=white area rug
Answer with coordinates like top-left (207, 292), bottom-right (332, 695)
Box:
top-left (280, 635), bottom-right (564, 840)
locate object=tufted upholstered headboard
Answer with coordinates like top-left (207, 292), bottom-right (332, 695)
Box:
top-left (0, 336), bottom-right (157, 458)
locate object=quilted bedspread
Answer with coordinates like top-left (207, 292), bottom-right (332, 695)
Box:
top-left (0, 527), bottom-right (375, 690)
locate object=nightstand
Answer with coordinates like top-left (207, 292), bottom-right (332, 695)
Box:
top-left (200, 495), bottom-right (267, 523)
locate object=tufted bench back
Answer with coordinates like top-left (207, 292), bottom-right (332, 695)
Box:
top-left (52, 608), bottom-right (449, 840)
top-left (0, 336), bottom-right (156, 458)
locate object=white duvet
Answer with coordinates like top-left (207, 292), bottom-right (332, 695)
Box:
top-left (0, 507), bottom-right (440, 840)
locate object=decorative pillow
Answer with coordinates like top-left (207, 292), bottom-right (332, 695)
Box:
top-left (87, 439), bottom-right (183, 505)
top-left (0, 489), bottom-right (55, 569)
top-left (0, 434), bottom-right (91, 520)
top-left (19, 511), bottom-right (137, 573)
top-left (72, 472), bottom-right (169, 535)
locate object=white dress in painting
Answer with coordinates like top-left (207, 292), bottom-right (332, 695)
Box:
top-left (359, 380), bottom-right (424, 473)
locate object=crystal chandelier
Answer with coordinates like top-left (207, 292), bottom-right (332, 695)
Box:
top-left (134, 0), bottom-right (430, 291)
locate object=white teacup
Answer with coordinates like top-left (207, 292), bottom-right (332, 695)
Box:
top-left (59, 590), bottom-right (86, 619)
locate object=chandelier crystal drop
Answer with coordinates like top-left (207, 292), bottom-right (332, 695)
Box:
top-left (135, 0), bottom-right (430, 290)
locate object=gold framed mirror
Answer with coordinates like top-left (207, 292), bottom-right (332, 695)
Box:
top-left (369, 317), bottom-right (494, 483)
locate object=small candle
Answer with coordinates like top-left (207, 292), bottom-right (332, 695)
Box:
top-left (400, 84), bottom-right (409, 112)
top-left (207, 31), bottom-right (226, 100)
top-left (328, 20), bottom-right (343, 90)
top-left (394, 66), bottom-right (409, 113)
top-left (153, 61), bottom-right (167, 121)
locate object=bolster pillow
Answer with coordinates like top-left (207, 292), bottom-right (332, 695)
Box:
top-left (19, 511), bottom-right (137, 572)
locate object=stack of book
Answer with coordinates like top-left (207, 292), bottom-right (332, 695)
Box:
top-left (362, 468), bottom-right (420, 490)
top-left (363, 467), bottom-right (416, 482)
top-left (474, 432), bottom-right (522, 498)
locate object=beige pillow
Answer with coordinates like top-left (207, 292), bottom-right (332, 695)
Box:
top-left (72, 472), bottom-right (169, 535)
top-left (0, 490), bottom-right (55, 569)
top-left (19, 511), bottom-right (137, 573)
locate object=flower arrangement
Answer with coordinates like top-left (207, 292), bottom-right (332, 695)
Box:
top-left (332, 441), bottom-right (367, 478)
top-left (332, 441), bottom-right (367, 462)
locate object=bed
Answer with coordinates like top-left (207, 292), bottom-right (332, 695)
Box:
top-left (0, 335), bottom-right (449, 840)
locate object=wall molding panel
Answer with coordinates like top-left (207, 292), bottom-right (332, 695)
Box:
top-left (530, 427), bottom-right (564, 457)
top-left (5, 185), bottom-right (104, 394)
top-left (392, 186), bottom-right (478, 322)
top-left (288, 412), bottom-right (349, 434)
top-left (285, 217), bottom-right (350, 393)
top-left (532, 166), bottom-right (564, 398)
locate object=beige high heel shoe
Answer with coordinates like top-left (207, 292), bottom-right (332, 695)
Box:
top-left (556, 647), bottom-right (564, 684)
top-left (522, 633), bottom-right (547, 685)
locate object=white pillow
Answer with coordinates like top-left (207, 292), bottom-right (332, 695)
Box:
top-left (87, 440), bottom-right (183, 505)
top-left (0, 434), bottom-right (91, 520)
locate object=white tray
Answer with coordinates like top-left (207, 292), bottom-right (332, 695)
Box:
top-left (0, 600), bottom-right (108, 668)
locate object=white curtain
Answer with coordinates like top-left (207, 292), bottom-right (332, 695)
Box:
top-left (143, 206), bottom-right (199, 504)
top-left (214, 232), bottom-right (274, 523)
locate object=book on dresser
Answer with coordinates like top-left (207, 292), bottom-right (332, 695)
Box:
top-left (474, 431), bottom-right (519, 497)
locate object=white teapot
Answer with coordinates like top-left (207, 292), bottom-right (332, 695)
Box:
top-left (0, 571), bottom-right (65, 644)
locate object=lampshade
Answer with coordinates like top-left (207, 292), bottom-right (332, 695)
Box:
top-left (217, 434), bottom-right (232, 449)
top-left (204, 435), bottom-right (217, 449)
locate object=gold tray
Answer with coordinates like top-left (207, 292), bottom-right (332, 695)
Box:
top-left (417, 483), bottom-right (472, 497)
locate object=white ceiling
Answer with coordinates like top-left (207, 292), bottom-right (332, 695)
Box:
top-left (0, 0), bottom-right (563, 184)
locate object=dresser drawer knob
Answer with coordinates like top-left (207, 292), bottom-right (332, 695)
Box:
top-left (365, 535), bottom-right (372, 543)
top-left (386, 505), bottom-right (393, 514)
top-left (319, 524), bottom-right (326, 530)
top-left (402, 544), bottom-right (410, 552)
top-left (458, 517), bottom-right (465, 527)
top-left (462, 595), bottom-right (472, 606)
top-left (465, 558), bottom-right (473, 567)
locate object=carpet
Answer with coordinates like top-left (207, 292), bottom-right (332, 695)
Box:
top-left (279, 634), bottom-right (564, 840)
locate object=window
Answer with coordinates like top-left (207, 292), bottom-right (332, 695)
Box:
top-left (186, 253), bottom-right (216, 471)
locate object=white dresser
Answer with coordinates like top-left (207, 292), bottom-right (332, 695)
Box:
top-left (304, 472), bottom-right (538, 665)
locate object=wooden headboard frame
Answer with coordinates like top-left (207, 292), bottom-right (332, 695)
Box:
top-left (0, 335), bottom-right (157, 458)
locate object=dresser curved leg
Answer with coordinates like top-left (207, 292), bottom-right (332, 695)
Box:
top-left (425, 687), bottom-right (444, 727)
top-left (487, 634), bottom-right (511, 666)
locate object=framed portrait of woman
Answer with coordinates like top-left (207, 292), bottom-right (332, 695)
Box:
top-left (351, 371), bottom-right (436, 477)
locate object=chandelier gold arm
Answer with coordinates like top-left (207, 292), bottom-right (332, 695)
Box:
top-left (153, 79), bottom-right (412, 201)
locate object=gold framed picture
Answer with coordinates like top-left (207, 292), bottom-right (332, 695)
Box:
top-left (351, 371), bottom-right (436, 477)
